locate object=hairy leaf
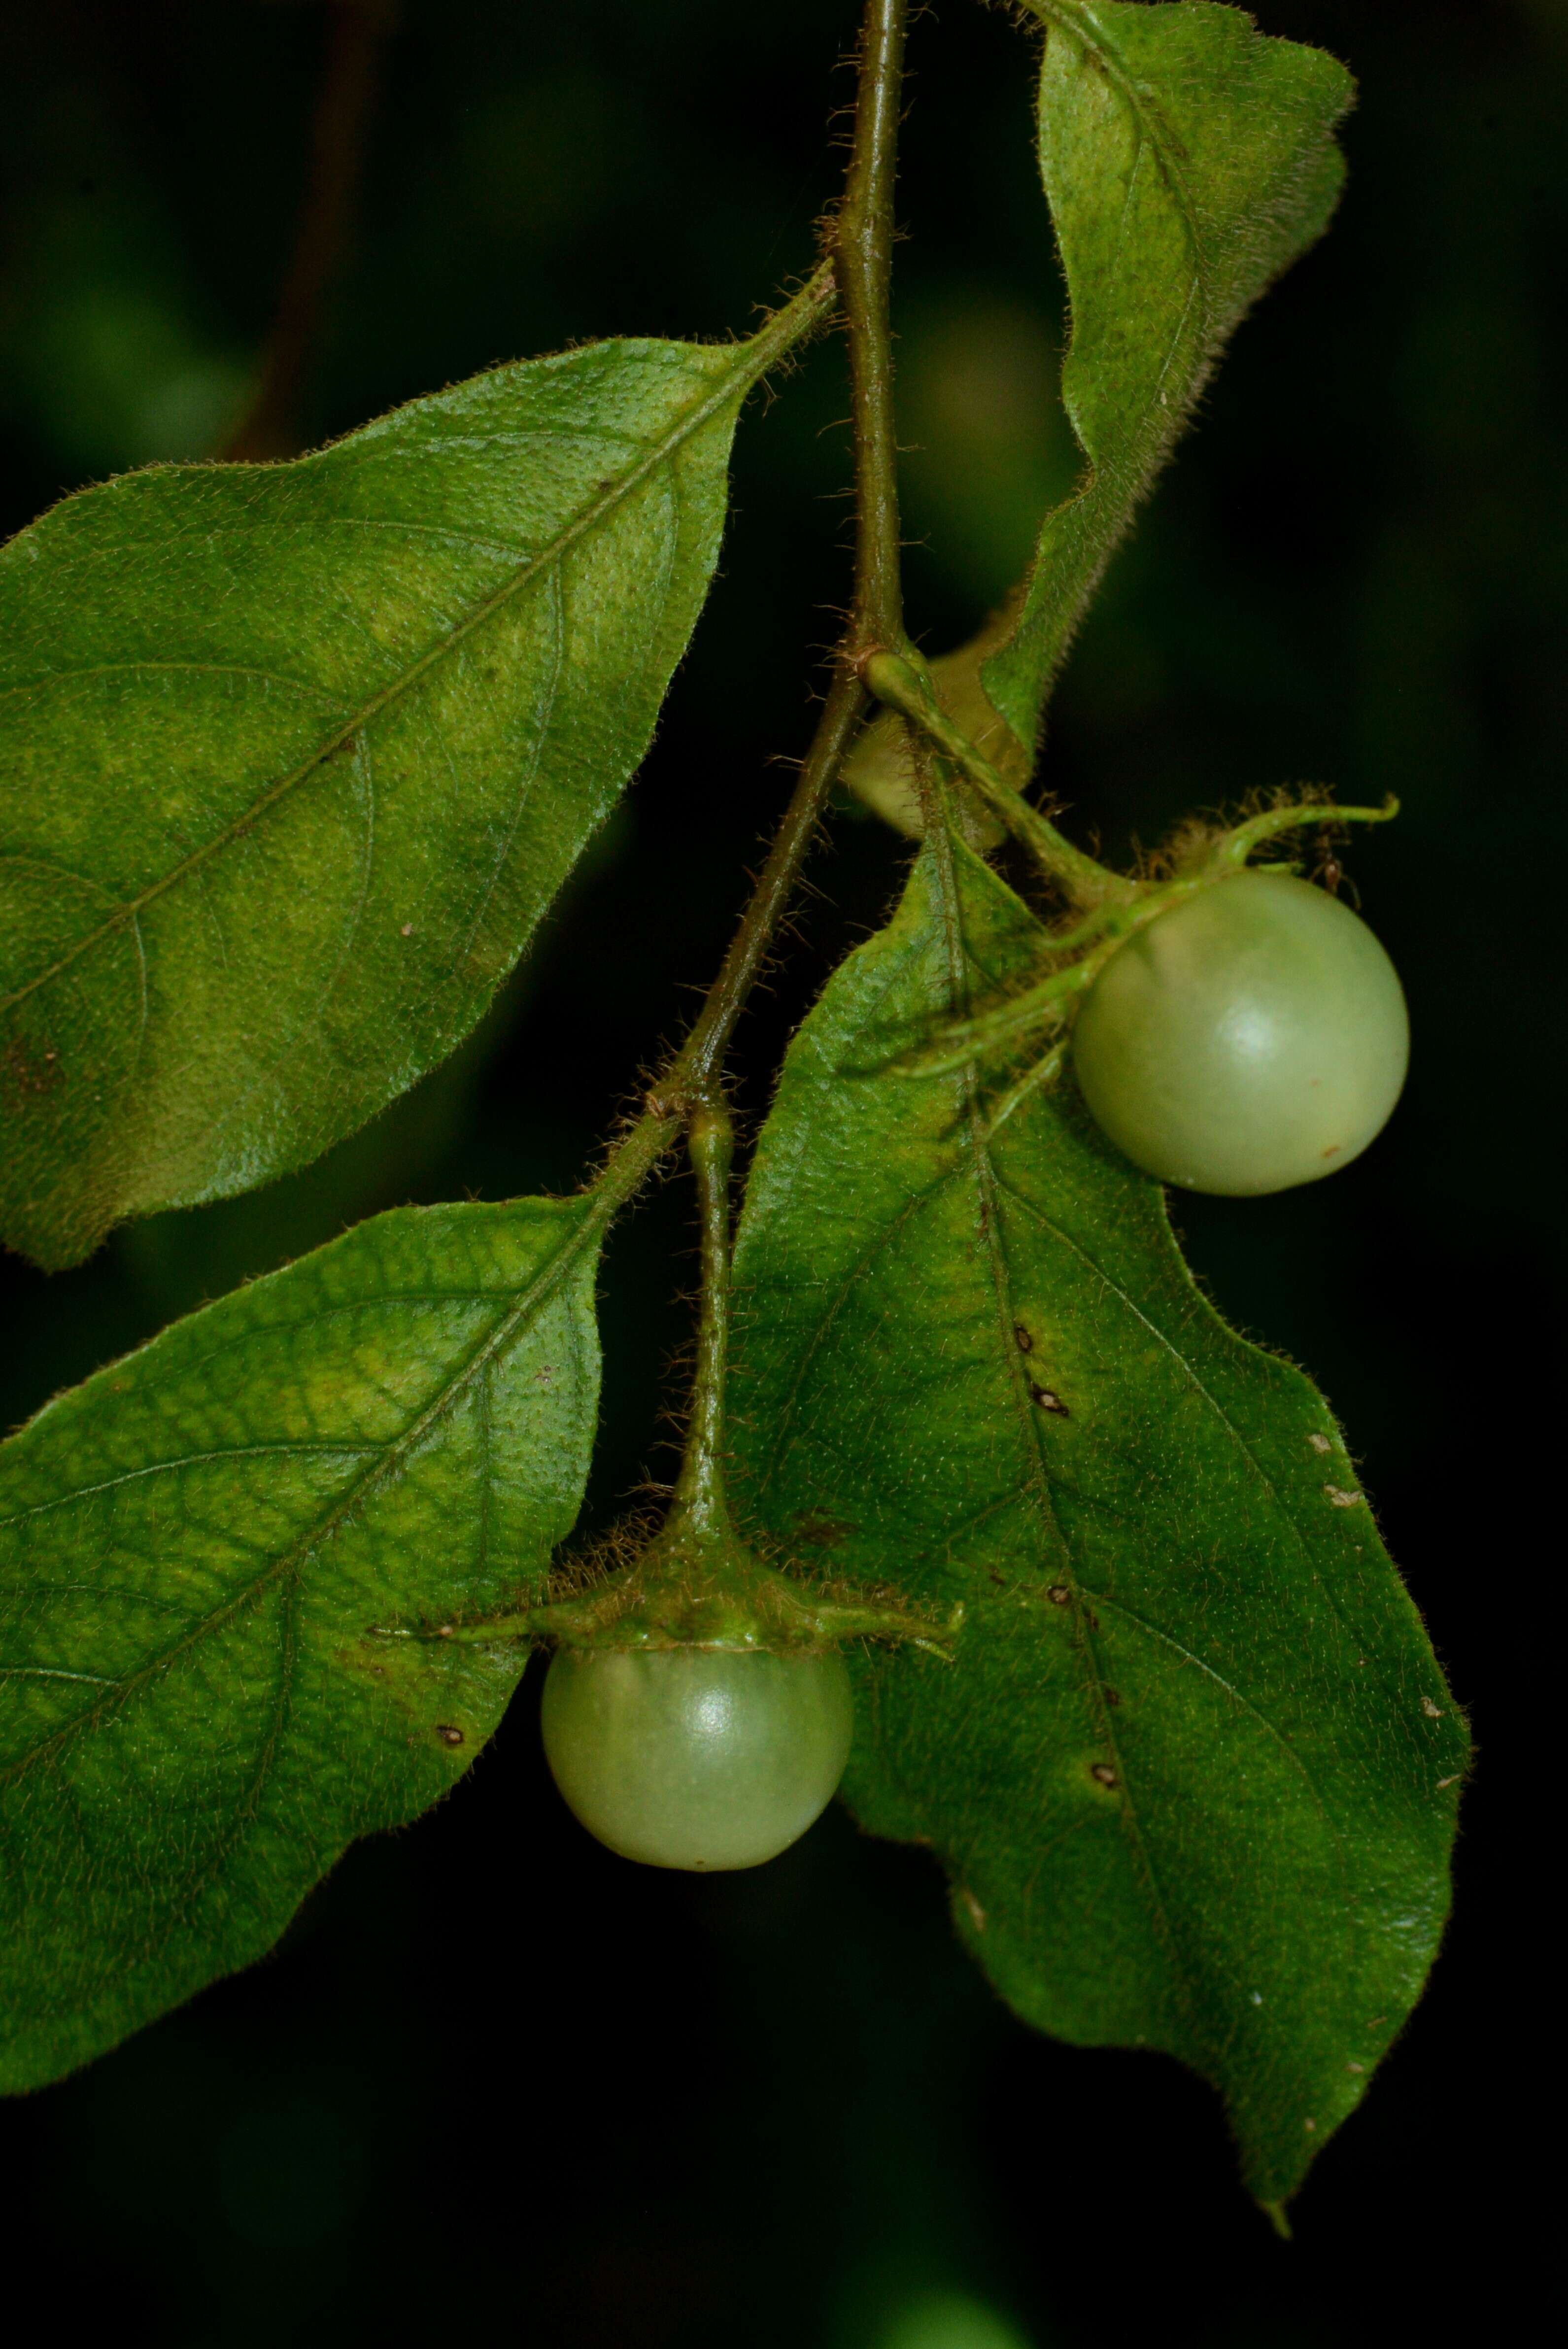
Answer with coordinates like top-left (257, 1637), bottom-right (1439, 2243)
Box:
top-left (0, 1185), bottom-right (613, 2092)
top-left (984, 2), bottom-right (1353, 749)
top-left (0, 281), bottom-right (825, 1269)
top-left (730, 845), bottom-right (1465, 2209)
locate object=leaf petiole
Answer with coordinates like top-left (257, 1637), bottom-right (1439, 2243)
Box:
top-left (864, 650), bottom-right (1134, 909)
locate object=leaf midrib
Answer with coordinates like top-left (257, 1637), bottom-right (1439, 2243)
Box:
top-left (1034, 1), bottom-right (1207, 291)
top-left (889, 834), bottom-right (1188, 2025)
top-left (0, 327), bottom-right (778, 1023)
top-left (991, 1166), bottom-right (1412, 1721)
top-left (986, 1154), bottom-right (1357, 1934)
top-left (992, 2), bottom-right (1213, 716)
top-left (0, 1195), bottom-right (604, 1786)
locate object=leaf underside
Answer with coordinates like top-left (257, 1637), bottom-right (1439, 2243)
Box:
top-left (984, 0), bottom-right (1354, 750)
top-left (0, 326), bottom-right (781, 1269)
top-left (0, 1192), bottom-right (606, 2093)
top-left (729, 846), bottom-right (1465, 2206)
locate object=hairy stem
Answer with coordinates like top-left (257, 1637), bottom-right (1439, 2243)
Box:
top-left (612, 0), bottom-right (914, 1141)
top-left (670, 1102), bottom-right (736, 1542)
top-left (838, 0), bottom-right (909, 656)
top-left (582, 0), bottom-right (913, 1255)
top-left (866, 651), bottom-right (1132, 907)
top-left (663, 665), bottom-right (866, 1101)
top-left (664, 0), bottom-right (911, 1095)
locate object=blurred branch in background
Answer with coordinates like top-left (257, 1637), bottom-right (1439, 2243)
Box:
top-left (223, 0), bottom-right (395, 459)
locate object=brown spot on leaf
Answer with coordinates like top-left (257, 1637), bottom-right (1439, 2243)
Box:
top-left (1421, 1696), bottom-right (1444, 1719)
top-left (1029, 1382), bottom-right (1070, 1415)
top-left (1047, 1585), bottom-right (1071, 1606)
top-left (1090, 1762), bottom-right (1117, 1788)
top-left (1104, 1687), bottom-right (1122, 1707)
top-left (1014, 1324), bottom-right (1033, 1354)
top-left (1, 1035), bottom-right (65, 1101)
top-left (435, 1723), bottom-right (465, 1747)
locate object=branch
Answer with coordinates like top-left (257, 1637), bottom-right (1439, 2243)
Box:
top-left (586, 0), bottom-right (912, 1204)
top-left (835, 0), bottom-right (908, 658)
top-left (223, 0), bottom-right (394, 461)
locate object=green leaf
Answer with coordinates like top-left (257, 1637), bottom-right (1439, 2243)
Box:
top-left (984, 2), bottom-right (1354, 749)
top-left (0, 1182), bottom-right (615, 2092)
top-left (0, 280), bottom-right (825, 1270)
top-left (729, 845), bottom-right (1466, 2208)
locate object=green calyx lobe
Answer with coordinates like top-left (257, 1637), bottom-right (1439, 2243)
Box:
top-left (0, 272), bottom-right (832, 1271)
top-left (524, 1507), bottom-right (944, 1660)
top-left (729, 843), bottom-right (1466, 2208)
top-left (864, 644), bottom-right (1401, 1111)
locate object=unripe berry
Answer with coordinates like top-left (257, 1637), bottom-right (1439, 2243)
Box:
top-left (1072, 870), bottom-right (1408, 1195)
top-left (541, 1646), bottom-right (853, 1872)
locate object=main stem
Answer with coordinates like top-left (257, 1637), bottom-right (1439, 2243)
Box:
top-left (839, 0), bottom-right (908, 658)
top-left (586, 0), bottom-right (911, 1249)
top-left (659, 665), bottom-right (865, 1103)
top-left (642, 0), bottom-right (911, 1113)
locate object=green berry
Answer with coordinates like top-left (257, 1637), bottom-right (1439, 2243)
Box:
top-left (1071, 870), bottom-right (1408, 1196)
top-left (540, 1646), bottom-right (854, 1872)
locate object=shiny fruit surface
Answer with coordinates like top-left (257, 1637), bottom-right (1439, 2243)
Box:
top-left (1071, 870), bottom-right (1408, 1195)
top-left (540, 1646), bottom-right (854, 1871)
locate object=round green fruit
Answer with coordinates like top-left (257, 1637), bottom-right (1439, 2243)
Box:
top-left (1071, 870), bottom-right (1408, 1196)
top-left (540, 1646), bottom-right (854, 1872)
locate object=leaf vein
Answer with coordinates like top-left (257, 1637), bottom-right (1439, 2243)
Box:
top-left (0, 1200), bottom-right (601, 1784)
top-left (0, 343), bottom-right (769, 1022)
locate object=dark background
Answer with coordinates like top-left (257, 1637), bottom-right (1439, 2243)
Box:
top-left (0, 0), bottom-right (1560, 2341)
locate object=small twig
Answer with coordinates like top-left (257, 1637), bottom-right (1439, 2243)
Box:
top-left (224, 0), bottom-right (394, 460)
